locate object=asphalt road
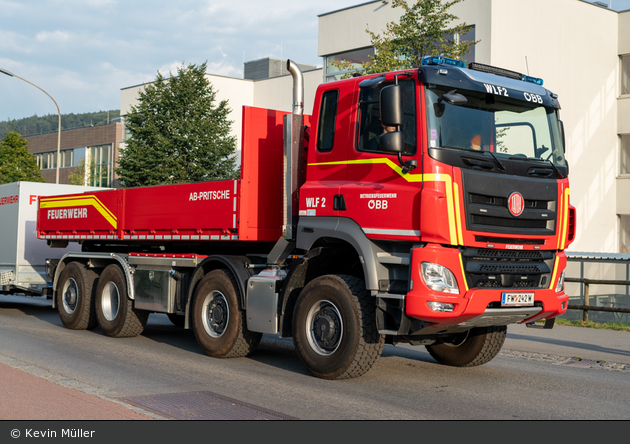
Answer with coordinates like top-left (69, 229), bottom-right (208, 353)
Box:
top-left (1, 294), bottom-right (629, 420)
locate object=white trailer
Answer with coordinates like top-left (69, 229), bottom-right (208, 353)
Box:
top-left (0, 181), bottom-right (104, 297)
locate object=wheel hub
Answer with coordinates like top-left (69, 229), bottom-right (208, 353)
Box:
top-left (314, 313), bottom-right (337, 343)
top-left (62, 278), bottom-right (78, 314)
top-left (202, 291), bottom-right (229, 338)
top-left (211, 304), bottom-right (225, 325)
top-left (306, 301), bottom-right (343, 355)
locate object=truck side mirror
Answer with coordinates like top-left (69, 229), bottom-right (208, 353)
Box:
top-left (559, 119), bottom-right (566, 153)
top-left (380, 85), bottom-right (402, 127)
top-left (380, 131), bottom-right (404, 154)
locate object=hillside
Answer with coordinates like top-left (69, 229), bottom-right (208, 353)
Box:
top-left (0, 110), bottom-right (121, 139)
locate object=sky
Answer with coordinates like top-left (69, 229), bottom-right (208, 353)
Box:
top-left (1, 0), bottom-right (629, 123)
top-left (0, 0), bottom-right (364, 122)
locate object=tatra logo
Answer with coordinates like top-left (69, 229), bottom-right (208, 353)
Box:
top-left (508, 192), bottom-right (524, 217)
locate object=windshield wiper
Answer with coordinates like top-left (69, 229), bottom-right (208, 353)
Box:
top-left (547, 159), bottom-right (564, 179)
top-left (508, 155), bottom-right (565, 179)
top-left (484, 150), bottom-right (506, 171)
top-left (441, 145), bottom-right (506, 171)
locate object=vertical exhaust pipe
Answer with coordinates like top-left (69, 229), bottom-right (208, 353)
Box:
top-left (282, 60), bottom-right (305, 240)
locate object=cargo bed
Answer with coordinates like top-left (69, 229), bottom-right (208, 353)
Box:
top-left (37, 107), bottom-right (301, 244)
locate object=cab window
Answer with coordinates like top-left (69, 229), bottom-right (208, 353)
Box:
top-left (357, 79), bottom-right (416, 155)
top-left (317, 89), bottom-right (339, 152)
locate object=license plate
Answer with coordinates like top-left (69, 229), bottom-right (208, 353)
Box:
top-left (501, 292), bottom-right (534, 307)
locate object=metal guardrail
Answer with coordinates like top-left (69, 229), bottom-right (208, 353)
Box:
top-left (564, 277), bottom-right (630, 321)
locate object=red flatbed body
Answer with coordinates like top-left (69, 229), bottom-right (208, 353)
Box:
top-left (37, 107), bottom-right (309, 243)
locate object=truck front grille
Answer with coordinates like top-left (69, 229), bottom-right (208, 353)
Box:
top-left (461, 169), bottom-right (558, 236)
top-left (462, 248), bottom-right (554, 289)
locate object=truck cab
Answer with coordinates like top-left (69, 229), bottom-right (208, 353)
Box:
top-left (292, 56), bottom-right (574, 370)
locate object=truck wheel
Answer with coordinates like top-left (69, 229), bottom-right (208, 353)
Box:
top-left (192, 269), bottom-right (262, 358)
top-left (95, 264), bottom-right (148, 338)
top-left (292, 274), bottom-right (384, 380)
top-left (56, 261), bottom-right (98, 330)
top-left (426, 325), bottom-right (507, 367)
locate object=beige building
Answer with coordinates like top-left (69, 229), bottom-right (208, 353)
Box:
top-left (120, 58), bottom-right (321, 152)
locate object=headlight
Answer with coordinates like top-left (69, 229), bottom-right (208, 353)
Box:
top-left (420, 262), bottom-right (460, 294)
top-left (555, 270), bottom-right (565, 293)
top-left (427, 301), bottom-right (455, 312)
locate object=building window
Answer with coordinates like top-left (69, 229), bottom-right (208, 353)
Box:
top-left (35, 148), bottom-right (83, 170)
top-left (35, 152), bottom-right (56, 170)
top-left (87, 144), bottom-right (113, 187)
top-left (621, 135), bottom-right (630, 175)
top-left (622, 55), bottom-right (630, 96)
top-left (325, 47), bottom-right (375, 82)
top-left (61, 149), bottom-right (73, 167)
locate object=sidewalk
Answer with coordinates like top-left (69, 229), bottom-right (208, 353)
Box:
top-left (0, 361), bottom-right (156, 420)
top-left (505, 323), bottom-right (630, 365)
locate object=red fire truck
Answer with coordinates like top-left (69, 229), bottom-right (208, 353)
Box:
top-left (37, 58), bottom-right (575, 379)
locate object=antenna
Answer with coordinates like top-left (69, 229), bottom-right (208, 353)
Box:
top-left (525, 56), bottom-right (530, 75)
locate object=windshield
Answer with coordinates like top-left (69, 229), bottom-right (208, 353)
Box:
top-left (425, 85), bottom-right (566, 166)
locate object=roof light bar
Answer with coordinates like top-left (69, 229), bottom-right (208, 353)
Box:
top-left (521, 74), bottom-right (544, 86)
top-left (468, 62), bottom-right (521, 80)
top-left (421, 56), bottom-right (466, 68)
top-left (468, 62), bottom-right (544, 86)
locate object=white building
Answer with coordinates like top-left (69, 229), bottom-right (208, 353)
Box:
top-left (121, 0), bottom-right (630, 254)
top-left (120, 59), bottom-right (321, 153)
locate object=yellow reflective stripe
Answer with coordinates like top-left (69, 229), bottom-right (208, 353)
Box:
top-left (549, 256), bottom-right (559, 290)
top-left (308, 158), bottom-right (425, 182)
top-left (459, 253), bottom-right (469, 292)
top-left (425, 173), bottom-right (457, 245)
top-left (556, 192), bottom-right (564, 250)
top-left (453, 182), bottom-right (464, 246)
top-left (40, 195), bottom-right (117, 229)
top-left (310, 159), bottom-right (460, 244)
top-left (560, 188), bottom-right (570, 251)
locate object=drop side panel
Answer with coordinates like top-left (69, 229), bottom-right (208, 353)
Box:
top-left (238, 106), bottom-right (317, 241)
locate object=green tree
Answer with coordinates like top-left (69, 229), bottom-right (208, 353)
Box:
top-left (334, 0), bottom-right (478, 76)
top-left (116, 62), bottom-right (237, 188)
top-left (0, 131), bottom-right (45, 184)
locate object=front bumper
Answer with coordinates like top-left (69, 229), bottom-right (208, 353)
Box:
top-left (405, 244), bottom-right (569, 330)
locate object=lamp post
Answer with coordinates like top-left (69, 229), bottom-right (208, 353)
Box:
top-left (0, 68), bottom-right (61, 184)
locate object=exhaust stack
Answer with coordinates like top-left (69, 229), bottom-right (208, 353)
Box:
top-left (283, 60), bottom-right (305, 240)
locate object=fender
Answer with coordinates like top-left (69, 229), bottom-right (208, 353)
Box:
top-left (52, 252), bottom-right (134, 308)
top-left (184, 255), bottom-right (255, 328)
top-left (295, 216), bottom-right (389, 291)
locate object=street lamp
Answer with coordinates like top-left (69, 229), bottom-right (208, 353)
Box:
top-left (0, 68), bottom-right (62, 184)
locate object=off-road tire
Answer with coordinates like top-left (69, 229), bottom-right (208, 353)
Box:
top-left (292, 274), bottom-right (384, 379)
top-left (192, 269), bottom-right (262, 358)
top-left (426, 325), bottom-right (507, 367)
top-left (95, 264), bottom-right (148, 338)
top-left (56, 261), bottom-right (98, 330)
